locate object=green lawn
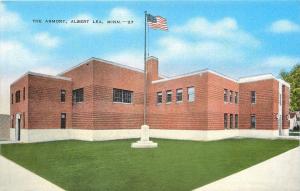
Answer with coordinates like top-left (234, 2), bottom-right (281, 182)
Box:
top-left (0, 138), bottom-right (298, 191)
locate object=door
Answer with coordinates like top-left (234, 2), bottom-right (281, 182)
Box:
top-left (279, 115), bottom-right (282, 136)
top-left (61, 113), bottom-right (66, 129)
top-left (15, 113), bottom-right (21, 141)
top-left (17, 118), bottom-right (21, 141)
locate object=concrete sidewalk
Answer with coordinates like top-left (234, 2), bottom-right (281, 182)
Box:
top-left (0, 155), bottom-right (64, 191)
top-left (194, 146), bottom-right (300, 191)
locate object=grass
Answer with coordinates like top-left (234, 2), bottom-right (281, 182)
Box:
top-left (0, 138), bottom-right (298, 191)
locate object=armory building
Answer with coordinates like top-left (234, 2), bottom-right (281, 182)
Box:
top-left (10, 56), bottom-right (290, 142)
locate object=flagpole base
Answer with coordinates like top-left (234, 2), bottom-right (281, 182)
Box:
top-left (131, 125), bottom-right (158, 149)
top-left (131, 140), bottom-right (158, 148)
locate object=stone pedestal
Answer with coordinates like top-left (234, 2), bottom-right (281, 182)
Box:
top-left (131, 125), bottom-right (158, 148)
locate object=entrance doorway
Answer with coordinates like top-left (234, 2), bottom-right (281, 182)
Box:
top-left (61, 113), bottom-right (66, 129)
top-left (15, 113), bottom-right (21, 141)
top-left (278, 115), bottom-right (282, 136)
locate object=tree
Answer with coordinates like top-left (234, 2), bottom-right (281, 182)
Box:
top-left (279, 64), bottom-right (300, 111)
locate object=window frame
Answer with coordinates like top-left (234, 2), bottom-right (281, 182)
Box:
top-left (156, 91), bottom-right (163, 104)
top-left (166, 90), bottom-right (172, 104)
top-left (235, 114), bottom-right (238, 128)
top-left (72, 88), bottom-right (84, 103)
top-left (187, 87), bottom-right (195, 102)
top-left (122, 90), bottom-right (133, 104)
top-left (230, 114), bottom-right (233, 128)
top-left (61, 89), bottom-right (66, 102)
top-left (224, 113), bottom-right (228, 129)
top-left (15, 90), bottom-right (20, 103)
top-left (176, 88), bottom-right (183, 103)
top-left (224, 89), bottom-right (228, 102)
top-left (251, 91), bottom-right (256, 104)
top-left (229, 90), bottom-right (233, 103)
top-left (113, 88), bottom-right (133, 104)
top-left (235, 92), bottom-right (238, 104)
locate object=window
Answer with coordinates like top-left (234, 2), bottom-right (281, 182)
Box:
top-left (235, 92), bottom-right (238, 104)
top-left (61, 90), bottom-right (66, 102)
top-left (72, 88), bottom-right (84, 103)
top-left (230, 91), bottom-right (233, 103)
top-left (166, 90), bottom-right (172, 103)
top-left (251, 91), bottom-right (256, 104)
top-left (230, 114), bottom-right (233, 128)
top-left (23, 87), bottom-right (25, 100)
top-left (15, 90), bottom-right (20, 103)
top-left (224, 89), bottom-right (228, 102)
top-left (113, 89), bottom-right (122, 102)
top-left (250, 114), bottom-right (256, 128)
top-left (187, 87), bottom-right (195, 102)
top-left (157, 92), bottom-right (162, 104)
top-left (235, 114), bottom-right (238, 128)
top-left (61, 113), bottom-right (66, 129)
top-left (113, 88), bottom-right (133, 103)
top-left (11, 94), bottom-right (13, 104)
top-left (176, 89), bottom-right (183, 102)
top-left (224, 113), bottom-right (228, 129)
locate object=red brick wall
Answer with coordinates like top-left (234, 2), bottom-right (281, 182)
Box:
top-left (63, 61), bottom-right (94, 129)
top-left (10, 75), bottom-right (28, 129)
top-left (148, 73), bottom-right (208, 130)
top-left (28, 75), bottom-right (72, 129)
top-left (282, 85), bottom-right (290, 129)
top-left (92, 60), bottom-right (144, 129)
top-left (207, 73), bottom-right (239, 130)
top-left (10, 57), bottom-right (290, 132)
top-left (239, 79), bottom-right (277, 130)
top-left (10, 74), bottom-right (72, 129)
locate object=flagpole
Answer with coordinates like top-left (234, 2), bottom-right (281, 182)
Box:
top-left (143, 10), bottom-right (147, 125)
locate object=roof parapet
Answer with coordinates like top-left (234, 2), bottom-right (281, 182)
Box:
top-left (11, 71), bottom-right (72, 86)
top-left (152, 69), bottom-right (238, 84)
top-left (239, 74), bottom-right (290, 87)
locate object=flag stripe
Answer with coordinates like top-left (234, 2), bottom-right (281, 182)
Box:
top-left (147, 15), bottom-right (168, 31)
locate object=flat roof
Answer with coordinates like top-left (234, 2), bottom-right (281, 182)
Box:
top-left (239, 74), bottom-right (290, 87)
top-left (11, 71), bottom-right (72, 85)
top-left (152, 69), bottom-right (238, 84)
top-left (57, 57), bottom-right (168, 78)
top-left (58, 57), bottom-right (144, 76)
top-left (11, 57), bottom-right (290, 88)
top-left (152, 70), bottom-right (290, 87)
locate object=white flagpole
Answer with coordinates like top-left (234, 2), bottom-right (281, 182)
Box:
top-left (143, 11), bottom-right (147, 125)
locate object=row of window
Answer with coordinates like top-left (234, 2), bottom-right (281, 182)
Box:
top-left (224, 113), bottom-right (239, 129)
top-left (224, 90), bottom-right (258, 104)
top-left (224, 89), bottom-right (238, 103)
top-left (11, 87), bottom-right (25, 104)
top-left (11, 87), bottom-right (259, 106)
top-left (157, 87), bottom-right (195, 104)
top-left (224, 114), bottom-right (256, 129)
top-left (113, 88), bottom-right (133, 103)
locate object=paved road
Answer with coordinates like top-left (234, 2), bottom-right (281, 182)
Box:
top-left (194, 146), bottom-right (300, 191)
top-left (0, 155), bottom-right (64, 191)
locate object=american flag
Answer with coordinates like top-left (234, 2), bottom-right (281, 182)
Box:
top-left (147, 14), bottom-right (168, 31)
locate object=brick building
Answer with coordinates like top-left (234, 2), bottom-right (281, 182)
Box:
top-left (10, 56), bottom-right (290, 142)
